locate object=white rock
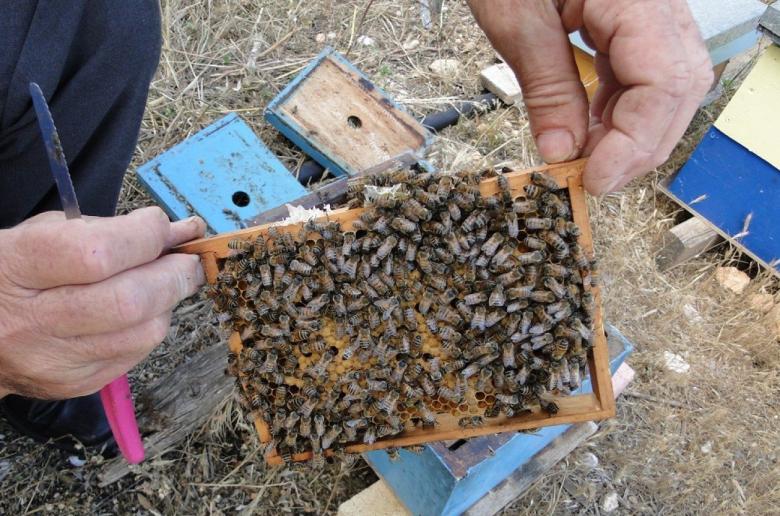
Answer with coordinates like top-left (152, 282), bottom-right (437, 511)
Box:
top-left (601, 491), bottom-right (619, 513)
top-left (315, 33), bottom-right (326, 43)
top-left (429, 58), bottom-right (461, 76)
top-left (683, 304), bottom-right (703, 323)
top-left (68, 455), bottom-right (86, 467)
top-left (403, 39), bottom-right (420, 51)
top-left (701, 441), bottom-right (713, 454)
top-left (580, 452), bottom-right (599, 469)
top-left (356, 35), bottom-right (375, 46)
top-left (0, 461), bottom-right (10, 482)
top-left (750, 293), bottom-right (775, 314)
top-left (715, 266), bottom-right (750, 294)
top-left (327, 31), bottom-right (337, 40)
top-left (663, 351), bottom-right (690, 374)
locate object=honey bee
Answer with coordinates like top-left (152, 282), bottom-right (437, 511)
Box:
top-left (495, 393), bottom-right (519, 405)
top-left (390, 216), bottom-right (417, 234)
top-left (405, 241), bottom-right (418, 262)
top-left (529, 290), bottom-right (555, 304)
top-left (414, 287), bottom-right (434, 315)
top-left (228, 238), bottom-right (252, 253)
top-left (524, 183), bottom-right (545, 199)
top-left (485, 310), bottom-right (505, 328)
top-left (471, 306), bottom-right (486, 331)
top-left (489, 284), bottom-right (506, 307)
top-left (426, 274), bottom-right (447, 292)
top-left (321, 425), bottom-right (343, 450)
top-left (516, 251), bottom-right (545, 266)
top-left (402, 198), bottom-right (431, 222)
top-left (461, 210), bottom-right (489, 232)
top-left (464, 291), bottom-right (488, 305)
top-left (459, 416), bottom-right (486, 428)
top-left (540, 399), bottom-right (559, 415)
top-left (531, 171), bottom-right (562, 191)
top-left (481, 232), bottom-right (505, 257)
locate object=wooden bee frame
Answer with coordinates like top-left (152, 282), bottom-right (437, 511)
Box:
top-left (173, 158), bottom-right (614, 465)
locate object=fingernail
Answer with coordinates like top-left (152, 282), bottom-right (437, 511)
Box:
top-left (536, 129), bottom-right (578, 163)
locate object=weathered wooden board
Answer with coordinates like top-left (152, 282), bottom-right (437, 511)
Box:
top-left (99, 343), bottom-right (233, 486)
top-left (265, 48), bottom-right (432, 178)
top-left (656, 216), bottom-right (722, 271)
top-left (136, 113), bottom-right (307, 233)
top-left (714, 45), bottom-right (780, 170)
top-left (661, 127), bottom-right (780, 277)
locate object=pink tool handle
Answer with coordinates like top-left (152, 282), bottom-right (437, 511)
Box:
top-left (99, 375), bottom-right (144, 464)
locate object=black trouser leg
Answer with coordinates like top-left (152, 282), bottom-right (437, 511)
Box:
top-left (0, 0), bottom-right (162, 226)
top-left (0, 1), bottom-right (162, 451)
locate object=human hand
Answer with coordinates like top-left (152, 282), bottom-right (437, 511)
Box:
top-left (0, 207), bottom-right (206, 399)
top-left (468, 0), bottom-right (714, 194)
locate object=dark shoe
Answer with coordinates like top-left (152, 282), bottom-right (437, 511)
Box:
top-left (0, 393), bottom-right (117, 455)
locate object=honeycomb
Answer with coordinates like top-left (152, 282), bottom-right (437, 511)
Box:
top-left (208, 168), bottom-right (596, 464)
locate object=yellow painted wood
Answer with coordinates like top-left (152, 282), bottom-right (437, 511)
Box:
top-left (715, 45), bottom-right (780, 170)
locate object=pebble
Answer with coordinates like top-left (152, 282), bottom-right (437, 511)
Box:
top-left (579, 451), bottom-right (599, 469)
top-left (682, 303), bottom-right (703, 323)
top-left (715, 266), bottom-right (750, 294)
top-left (356, 35), bottom-right (375, 46)
top-left (750, 293), bottom-right (775, 313)
top-left (429, 58), bottom-right (461, 76)
top-left (68, 455), bottom-right (87, 467)
top-left (701, 441), bottom-right (713, 454)
top-left (315, 33), bottom-right (326, 43)
top-left (663, 351), bottom-right (690, 374)
top-left (601, 491), bottom-right (619, 513)
top-left (0, 461), bottom-right (10, 482)
top-left (327, 32), bottom-right (337, 40)
top-left (403, 39), bottom-right (420, 51)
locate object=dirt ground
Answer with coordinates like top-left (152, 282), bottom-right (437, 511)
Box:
top-left (1, 1), bottom-right (778, 515)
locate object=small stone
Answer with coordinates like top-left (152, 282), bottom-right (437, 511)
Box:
top-left (464, 41), bottom-right (476, 52)
top-left (579, 452), bottom-right (599, 469)
top-left (356, 35), bottom-right (375, 46)
top-left (429, 58), bottom-right (461, 77)
top-left (327, 31), bottom-right (337, 40)
top-left (315, 33), bottom-right (326, 43)
top-left (683, 303), bottom-right (703, 323)
top-left (750, 293), bottom-right (775, 314)
top-left (715, 266), bottom-right (750, 294)
top-left (701, 441), bottom-right (713, 454)
top-left (403, 39), bottom-right (420, 51)
top-left (663, 351), bottom-right (690, 374)
top-left (601, 491), bottom-right (619, 513)
top-left (68, 455), bottom-right (86, 467)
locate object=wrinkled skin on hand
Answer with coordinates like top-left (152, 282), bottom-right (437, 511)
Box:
top-left (469, 0), bottom-right (713, 194)
top-left (0, 207), bottom-right (206, 399)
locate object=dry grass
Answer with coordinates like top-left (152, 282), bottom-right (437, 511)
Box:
top-left (1, 1), bottom-right (778, 514)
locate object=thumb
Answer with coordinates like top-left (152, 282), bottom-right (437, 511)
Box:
top-left (469, 0), bottom-right (589, 163)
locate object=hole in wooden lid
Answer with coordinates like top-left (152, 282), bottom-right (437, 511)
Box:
top-left (347, 115), bottom-right (362, 129)
top-left (232, 191), bottom-right (250, 207)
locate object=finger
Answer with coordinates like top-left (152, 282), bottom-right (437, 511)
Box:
top-left (4, 206), bottom-right (173, 290)
top-left (581, 0), bottom-right (694, 194)
top-left (589, 53), bottom-right (622, 124)
top-left (648, 0), bottom-right (713, 162)
top-left (42, 313), bottom-right (173, 398)
top-left (34, 253), bottom-right (204, 337)
top-left (468, 0), bottom-right (589, 163)
top-left (166, 216), bottom-right (207, 249)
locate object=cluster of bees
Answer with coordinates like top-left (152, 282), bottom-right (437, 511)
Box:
top-left (211, 167), bottom-right (596, 465)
